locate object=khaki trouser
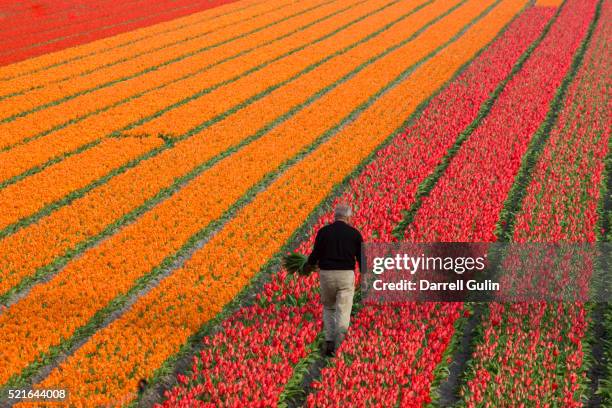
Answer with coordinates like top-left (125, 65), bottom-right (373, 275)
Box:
top-left (319, 269), bottom-right (355, 346)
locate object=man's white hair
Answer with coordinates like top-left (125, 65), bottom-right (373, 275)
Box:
top-left (334, 203), bottom-right (352, 219)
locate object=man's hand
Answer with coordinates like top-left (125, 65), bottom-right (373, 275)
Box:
top-left (301, 263), bottom-right (318, 276)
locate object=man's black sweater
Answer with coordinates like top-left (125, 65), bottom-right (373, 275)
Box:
top-left (307, 220), bottom-right (364, 272)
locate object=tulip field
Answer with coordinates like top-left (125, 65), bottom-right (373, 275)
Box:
top-left (0, 0), bottom-right (609, 406)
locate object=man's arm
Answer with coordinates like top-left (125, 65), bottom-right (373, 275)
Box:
top-left (307, 229), bottom-right (323, 266)
top-left (356, 231), bottom-right (364, 274)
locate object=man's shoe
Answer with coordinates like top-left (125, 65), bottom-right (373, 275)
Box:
top-left (324, 341), bottom-right (335, 357)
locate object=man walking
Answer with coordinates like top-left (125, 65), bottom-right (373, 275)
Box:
top-left (307, 203), bottom-right (364, 357)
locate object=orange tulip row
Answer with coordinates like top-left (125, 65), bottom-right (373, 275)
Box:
top-left (0, 0), bottom-right (277, 96)
top-left (0, 0), bottom-right (324, 146)
top-left (0, 1), bottom-right (267, 81)
top-left (0, 0), bottom-right (435, 298)
top-left (0, 0), bottom-right (404, 182)
top-left (535, 0), bottom-right (563, 6)
top-left (0, 137), bottom-right (164, 232)
top-left (0, 0), bottom-right (473, 386)
top-left (29, 1), bottom-right (525, 404)
top-left (124, 0), bottom-right (461, 138)
top-left (1, 0), bottom-right (333, 122)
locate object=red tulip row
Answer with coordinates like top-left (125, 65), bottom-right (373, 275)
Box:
top-left (0, 0), bottom-right (239, 67)
top-left (403, 0), bottom-right (598, 243)
top-left (309, 303), bottom-right (465, 407)
top-left (601, 307), bottom-right (612, 404)
top-left (464, 303), bottom-right (588, 407)
top-left (157, 5), bottom-right (553, 406)
top-left (512, 0), bottom-right (609, 246)
top-left (461, 0), bottom-right (610, 405)
top-left (309, 0), bottom-right (598, 405)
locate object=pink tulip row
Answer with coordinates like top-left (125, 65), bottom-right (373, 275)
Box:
top-left (311, 0), bottom-right (598, 405)
top-left (461, 1), bottom-right (610, 405)
top-left (158, 5), bottom-right (554, 407)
